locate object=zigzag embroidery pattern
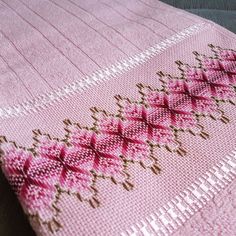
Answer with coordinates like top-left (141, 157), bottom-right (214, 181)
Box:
top-left (0, 44), bottom-right (236, 232)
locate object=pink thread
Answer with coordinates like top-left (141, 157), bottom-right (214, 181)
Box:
top-left (0, 45), bottom-right (235, 229)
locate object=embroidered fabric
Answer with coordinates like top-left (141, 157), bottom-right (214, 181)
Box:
top-left (0, 23), bottom-right (207, 119)
top-left (0, 2), bottom-right (236, 235)
top-left (121, 150), bottom-right (236, 236)
top-left (173, 178), bottom-right (236, 236)
top-left (0, 44), bottom-right (235, 233)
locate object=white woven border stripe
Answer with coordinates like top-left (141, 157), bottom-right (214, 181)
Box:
top-left (121, 150), bottom-right (236, 236)
top-left (0, 23), bottom-right (210, 119)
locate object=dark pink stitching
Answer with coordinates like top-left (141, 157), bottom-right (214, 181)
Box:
top-left (0, 44), bottom-right (235, 231)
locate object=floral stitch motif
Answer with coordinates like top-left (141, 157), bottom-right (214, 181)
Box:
top-left (0, 139), bottom-right (60, 231)
top-left (0, 44), bottom-right (236, 232)
top-left (33, 132), bottom-right (95, 201)
top-left (64, 119), bottom-right (132, 188)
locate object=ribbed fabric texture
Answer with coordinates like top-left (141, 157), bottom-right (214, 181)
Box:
top-left (0, 0), bottom-right (202, 106)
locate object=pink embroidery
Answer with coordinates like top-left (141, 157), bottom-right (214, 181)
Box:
top-left (0, 44), bottom-right (236, 231)
top-left (165, 79), bottom-right (218, 114)
top-left (0, 142), bottom-right (58, 223)
top-left (64, 123), bottom-right (127, 181)
top-left (94, 112), bottom-right (150, 162)
top-left (34, 134), bottom-right (94, 196)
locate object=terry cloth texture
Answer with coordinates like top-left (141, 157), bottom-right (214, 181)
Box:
top-left (0, 1), bottom-right (236, 236)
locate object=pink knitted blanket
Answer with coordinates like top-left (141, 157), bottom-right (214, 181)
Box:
top-left (0, 1), bottom-right (236, 235)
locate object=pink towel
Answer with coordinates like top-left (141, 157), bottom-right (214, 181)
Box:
top-left (0, 1), bottom-right (236, 235)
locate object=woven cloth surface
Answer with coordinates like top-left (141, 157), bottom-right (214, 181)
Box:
top-left (0, 1), bottom-right (235, 236)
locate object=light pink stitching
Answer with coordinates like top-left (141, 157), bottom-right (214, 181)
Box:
top-left (0, 44), bottom-right (235, 232)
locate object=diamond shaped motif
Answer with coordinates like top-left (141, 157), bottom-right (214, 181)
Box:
top-left (0, 44), bottom-right (235, 231)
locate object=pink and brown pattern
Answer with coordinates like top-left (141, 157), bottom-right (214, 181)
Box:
top-left (64, 119), bottom-right (132, 188)
top-left (0, 138), bottom-right (60, 231)
top-left (0, 44), bottom-right (236, 232)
